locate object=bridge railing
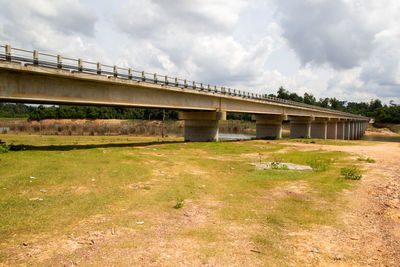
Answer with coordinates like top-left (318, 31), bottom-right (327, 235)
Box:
top-left (0, 44), bottom-right (366, 119)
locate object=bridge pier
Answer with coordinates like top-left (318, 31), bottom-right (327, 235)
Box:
top-left (350, 121), bottom-right (356, 140)
top-left (253, 114), bottom-right (284, 139)
top-left (289, 116), bottom-right (312, 138)
top-left (337, 120), bottom-right (345, 140)
top-left (311, 118), bottom-right (328, 139)
top-left (344, 121), bottom-right (351, 140)
top-left (327, 119), bottom-right (338, 139)
top-left (179, 111), bottom-right (226, 142)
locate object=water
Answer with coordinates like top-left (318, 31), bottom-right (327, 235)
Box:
top-left (361, 136), bottom-right (400, 143)
top-left (219, 133), bottom-right (255, 140)
top-left (169, 130), bottom-right (400, 142)
top-left (219, 133), bottom-right (400, 142)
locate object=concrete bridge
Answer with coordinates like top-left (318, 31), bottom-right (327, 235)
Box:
top-left (0, 44), bottom-right (369, 141)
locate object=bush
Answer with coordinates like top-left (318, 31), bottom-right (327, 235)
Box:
top-left (174, 198), bottom-right (185, 209)
top-left (340, 166), bottom-right (362, 180)
top-left (357, 156), bottom-right (376, 163)
top-left (0, 142), bottom-right (9, 153)
top-left (307, 158), bottom-right (332, 172)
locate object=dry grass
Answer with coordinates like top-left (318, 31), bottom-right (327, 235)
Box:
top-left (0, 134), bottom-right (361, 266)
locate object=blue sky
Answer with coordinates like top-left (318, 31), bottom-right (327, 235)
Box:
top-left (1, 0), bottom-right (399, 103)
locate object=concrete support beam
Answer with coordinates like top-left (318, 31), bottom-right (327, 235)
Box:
top-left (179, 111), bottom-right (226, 142)
top-left (327, 119), bottom-right (338, 139)
top-left (344, 121), bottom-right (351, 140)
top-left (289, 116), bottom-right (312, 138)
top-left (337, 121), bottom-right (345, 140)
top-left (311, 118), bottom-right (328, 139)
top-left (252, 114), bottom-right (284, 139)
top-left (350, 121), bottom-right (355, 140)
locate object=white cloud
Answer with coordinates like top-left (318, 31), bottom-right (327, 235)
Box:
top-left (0, 0), bottom-right (399, 104)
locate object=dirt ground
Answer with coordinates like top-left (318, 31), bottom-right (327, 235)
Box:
top-left (2, 140), bottom-right (400, 266)
top-left (276, 141), bottom-right (400, 266)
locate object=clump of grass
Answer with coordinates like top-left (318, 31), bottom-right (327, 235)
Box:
top-left (174, 198), bottom-right (185, 209)
top-left (340, 166), bottom-right (362, 180)
top-left (0, 142), bottom-right (9, 153)
top-left (357, 156), bottom-right (376, 163)
top-left (307, 158), bottom-right (332, 172)
top-left (270, 162), bottom-right (289, 170)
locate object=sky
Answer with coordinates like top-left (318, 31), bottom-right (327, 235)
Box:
top-left (0, 0), bottom-right (399, 104)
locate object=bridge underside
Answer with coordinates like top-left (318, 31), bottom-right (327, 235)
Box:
top-left (0, 61), bottom-right (369, 141)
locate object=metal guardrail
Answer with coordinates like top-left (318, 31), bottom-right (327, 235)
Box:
top-left (0, 44), bottom-right (366, 119)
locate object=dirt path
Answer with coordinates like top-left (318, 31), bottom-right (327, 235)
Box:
top-left (278, 141), bottom-right (400, 266)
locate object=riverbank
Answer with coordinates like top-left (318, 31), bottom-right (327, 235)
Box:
top-left (0, 135), bottom-right (399, 265)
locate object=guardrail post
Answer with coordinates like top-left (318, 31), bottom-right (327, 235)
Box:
top-left (165, 75), bottom-right (168, 85)
top-left (33, 50), bottom-right (39, 65)
top-left (214, 85), bottom-right (217, 92)
top-left (184, 79), bottom-right (187, 88)
top-left (228, 88), bottom-right (231, 95)
top-left (200, 83), bottom-right (204, 90)
top-left (97, 63), bottom-right (101, 74)
top-left (193, 81), bottom-right (196, 89)
top-left (142, 71), bottom-right (145, 81)
top-left (154, 73), bottom-right (157, 83)
top-left (5, 45), bottom-right (11, 61)
top-left (114, 65), bottom-right (118, 77)
top-left (233, 89), bottom-right (236, 95)
top-left (57, 55), bottom-right (62, 68)
top-left (128, 68), bottom-right (132, 79)
top-left (175, 77), bottom-right (178, 86)
top-left (207, 84), bottom-right (211, 91)
top-left (78, 59), bottom-right (83, 71)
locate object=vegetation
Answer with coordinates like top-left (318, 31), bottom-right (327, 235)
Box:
top-left (0, 143), bottom-right (9, 153)
top-left (357, 156), bottom-right (376, 163)
top-left (174, 198), bottom-right (185, 209)
top-left (270, 87), bottom-right (400, 123)
top-left (0, 134), bottom-right (358, 265)
top-left (340, 166), bottom-right (362, 180)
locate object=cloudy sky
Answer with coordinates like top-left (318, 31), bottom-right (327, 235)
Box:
top-left (1, 0), bottom-right (399, 103)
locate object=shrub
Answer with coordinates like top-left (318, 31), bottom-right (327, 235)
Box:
top-left (307, 158), bottom-right (332, 172)
top-left (174, 198), bottom-right (185, 209)
top-left (340, 166), bottom-right (362, 180)
top-left (357, 156), bottom-right (376, 163)
top-left (0, 142), bottom-right (9, 153)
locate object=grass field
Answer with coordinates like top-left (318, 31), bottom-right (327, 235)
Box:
top-left (0, 134), bottom-right (362, 265)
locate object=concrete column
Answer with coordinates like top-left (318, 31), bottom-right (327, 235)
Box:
top-left (311, 118), bottom-right (328, 139)
top-left (337, 120), bottom-right (345, 140)
top-left (179, 111), bottom-right (226, 142)
top-left (327, 119), bottom-right (338, 139)
top-left (289, 116), bottom-right (312, 138)
top-left (354, 122), bottom-right (358, 140)
top-left (344, 121), bottom-right (351, 140)
top-left (350, 121), bottom-right (355, 140)
top-left (252, 114), bottom-right (284, 139)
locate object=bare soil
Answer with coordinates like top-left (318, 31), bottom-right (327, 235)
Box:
top-left (276, 141), bottom-right (400, 266)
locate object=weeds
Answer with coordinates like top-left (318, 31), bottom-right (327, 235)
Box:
top-left (307, 158), bottom-right (332, 172)
top-left (357, 156), bottom-right (376, 163)
top-left (174, 198), bottom-right (185, 209)
top-left (0, 142), bottom-right (9, 153)
top-left (340, 166), bottom-right (362, 180)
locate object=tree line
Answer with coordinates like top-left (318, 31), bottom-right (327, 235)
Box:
top-left (269, 87), bottom-right (399, 123)
top-left (0, 87), bottom-right (399, 123)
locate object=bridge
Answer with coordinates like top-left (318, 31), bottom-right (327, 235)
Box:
top-left (0, 44), bottom-right (368, 141)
